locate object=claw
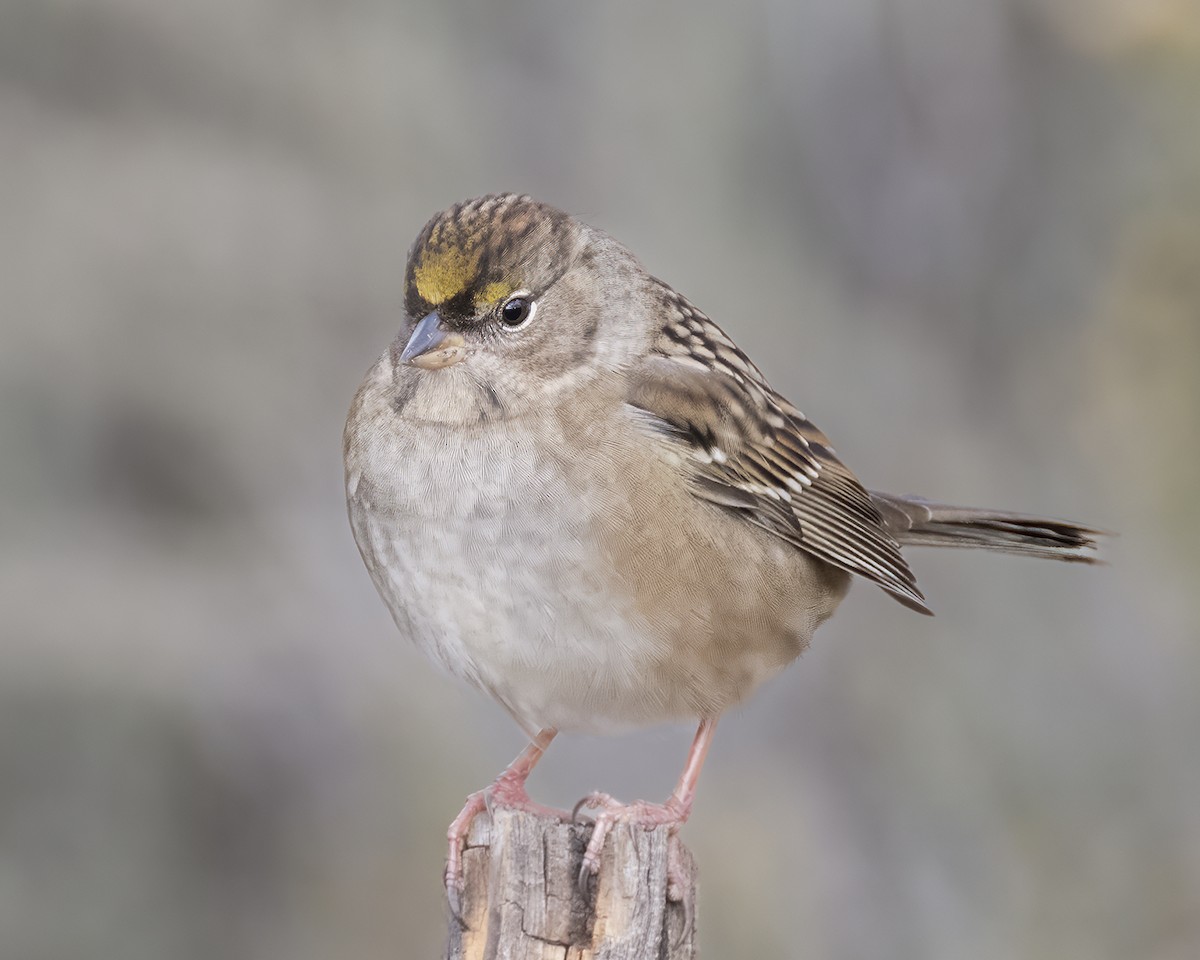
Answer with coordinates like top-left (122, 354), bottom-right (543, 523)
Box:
top-left (571, 719), bottom-right (719, 897)
top-left (445, 867), bottom-right (466, 926)
top-left (577, 855), bottom-right (595, 894)
top-left (666, 835), bottom-right (695, 948)
top-left (441, 728), bottom-right (562, 917)
top-left (572, 791), bottom-right (616, 823)
top-left (573, 794), bottom-right (690, 891)
top-left (665, 834), bottom-right (689, 902)
top-left (444, 789), bottom-right (487, 916)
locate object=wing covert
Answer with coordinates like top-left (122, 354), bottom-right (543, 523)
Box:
top-left (627, 283), bottom-right (930, 614)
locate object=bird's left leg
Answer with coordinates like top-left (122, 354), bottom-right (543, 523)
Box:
top-left (574, 717), bottom-right (717, 896)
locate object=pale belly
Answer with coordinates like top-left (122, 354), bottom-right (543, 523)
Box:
top-left (347, 417), bottom-right (679, 733)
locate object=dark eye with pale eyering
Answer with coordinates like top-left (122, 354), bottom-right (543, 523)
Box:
top-left (499, 295), bottom-right (535, 328)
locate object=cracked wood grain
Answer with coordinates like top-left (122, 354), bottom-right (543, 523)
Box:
top-left (444, 808), bottom-right (697, 960)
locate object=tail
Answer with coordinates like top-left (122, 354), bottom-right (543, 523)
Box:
top-left (869, 492), bottom-right (1105, 564)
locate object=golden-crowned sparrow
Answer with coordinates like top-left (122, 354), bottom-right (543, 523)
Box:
top-left (343, 193), bottom-right (1102, 897)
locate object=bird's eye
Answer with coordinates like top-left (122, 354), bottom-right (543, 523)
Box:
top-left (499, 295), bottom-right (535, 329)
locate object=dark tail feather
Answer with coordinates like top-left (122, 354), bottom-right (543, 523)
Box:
top-left (869, 492), bottom-right (1106, 564)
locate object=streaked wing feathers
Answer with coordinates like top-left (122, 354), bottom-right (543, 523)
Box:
top-left (628, 285), bottom-right (930, 614)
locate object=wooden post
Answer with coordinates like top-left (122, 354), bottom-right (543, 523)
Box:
top-left (444, 807), bottom-right (698, 960)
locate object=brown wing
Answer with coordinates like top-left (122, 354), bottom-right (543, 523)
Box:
top-left (627, 283), bottom-right (931, 614)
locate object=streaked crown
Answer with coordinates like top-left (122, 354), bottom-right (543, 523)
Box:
top-left (404, 194), bottom-right (576, 323)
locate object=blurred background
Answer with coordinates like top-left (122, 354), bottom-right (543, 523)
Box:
top-left (2, 0), bottom-right (1198, 957)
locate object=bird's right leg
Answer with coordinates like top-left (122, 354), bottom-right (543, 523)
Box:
top-left (445, 727), bottom-right (563, 916)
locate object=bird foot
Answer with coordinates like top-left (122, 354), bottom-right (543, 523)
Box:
top-left (572, 791), bottom-right (693, 893)
top-left (445, 771), bottom-right (570, 920)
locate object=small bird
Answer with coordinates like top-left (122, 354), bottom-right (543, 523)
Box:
top-left (343, 194), bottom-right (1102, 900)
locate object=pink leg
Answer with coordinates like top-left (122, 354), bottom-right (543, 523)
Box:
top-left (445, 727), bottom-right (564, 914)
top-left (575, 718), bottom-right (718, 891)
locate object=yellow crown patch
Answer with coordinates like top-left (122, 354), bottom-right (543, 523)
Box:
top-left (474, 280), bottom-right (516, 308)
top-left (412, 245), bottom-right (482, 305)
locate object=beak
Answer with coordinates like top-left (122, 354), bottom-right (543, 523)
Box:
top-left (397, 311), bottom-right (468, 370)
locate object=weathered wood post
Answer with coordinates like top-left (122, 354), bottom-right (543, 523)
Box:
top-left (444, 808), bottom-right (698, 959)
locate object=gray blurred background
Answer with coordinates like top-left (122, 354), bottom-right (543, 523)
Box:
top-left (2, 1), bottom-right (1197, 958)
